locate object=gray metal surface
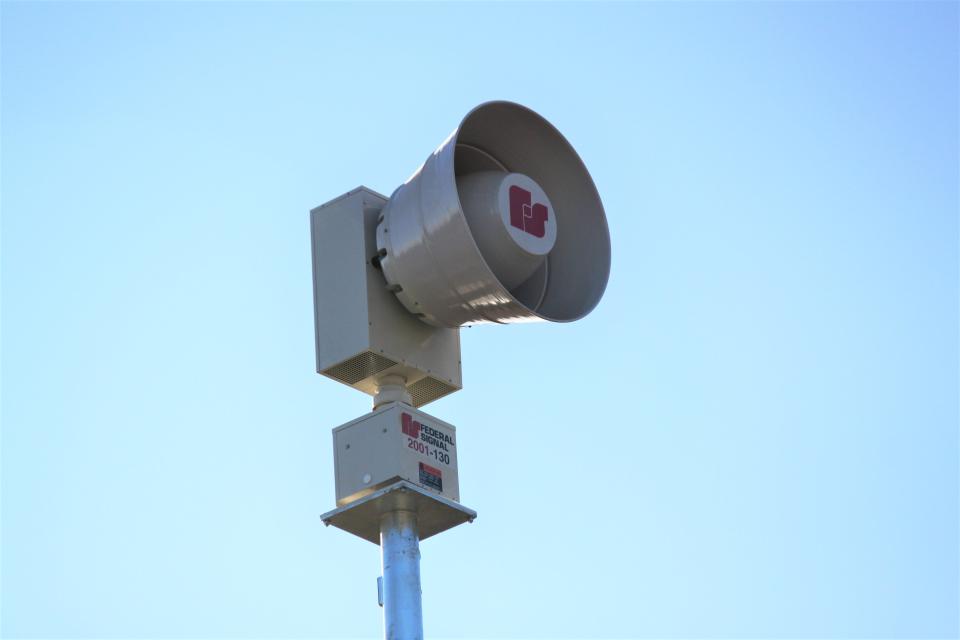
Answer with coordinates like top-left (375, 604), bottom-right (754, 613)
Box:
top-left (320, 480), bottom-right (476, 545)
top-left (310, 187), bottom-right (462, 406)
top-left (380, 509), bottom-right (423, 640)
top-left (376, 101), bottom-right (611, 328)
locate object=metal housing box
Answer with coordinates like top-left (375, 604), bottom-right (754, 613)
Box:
top-left (310, 187), bottom-right (462, 407)
top-left (333, 404), bottom-right (460, 507)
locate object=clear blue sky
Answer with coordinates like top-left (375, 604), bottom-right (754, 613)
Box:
top-left (2, 2), bottom-right (957, 638)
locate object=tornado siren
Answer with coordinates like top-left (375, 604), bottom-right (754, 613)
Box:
top-left (310, 100), bottom-right (611, 640)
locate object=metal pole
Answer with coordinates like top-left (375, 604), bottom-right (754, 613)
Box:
top-left (380, 509), bottom-right (423, 640)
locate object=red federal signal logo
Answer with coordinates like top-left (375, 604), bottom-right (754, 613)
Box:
top-left (401, 412), bottom-right (421, 439)
top-left (509, 185), bottom-right (549, 238)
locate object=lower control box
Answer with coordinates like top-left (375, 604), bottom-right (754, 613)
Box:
top-left (333, 403), bottom-right (460, 506)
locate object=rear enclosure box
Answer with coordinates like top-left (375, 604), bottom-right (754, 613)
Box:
top-left (310, 187), bottom-right (462, 407)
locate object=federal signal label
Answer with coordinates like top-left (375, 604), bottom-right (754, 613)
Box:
top-left (401, 411), bottom-right (454, 485)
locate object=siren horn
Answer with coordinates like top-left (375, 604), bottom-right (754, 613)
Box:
top-left (375, 101), bottom-right (611, 327)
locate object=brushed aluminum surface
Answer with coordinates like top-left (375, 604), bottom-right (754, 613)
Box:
top-left (380, 510), bottom-right (423, 640)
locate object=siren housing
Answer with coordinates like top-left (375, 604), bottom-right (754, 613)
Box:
top-left (375, 101), bottom-right (611, 328)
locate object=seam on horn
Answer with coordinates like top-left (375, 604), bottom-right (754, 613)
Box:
top-left (412, 142), bottom-right (506, 326)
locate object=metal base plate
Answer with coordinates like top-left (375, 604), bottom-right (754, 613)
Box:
top-left (320, 480), bottom-right (477, 545)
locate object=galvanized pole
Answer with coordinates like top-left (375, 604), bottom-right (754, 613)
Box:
top-left (380, 509), bottom-right (423, 640)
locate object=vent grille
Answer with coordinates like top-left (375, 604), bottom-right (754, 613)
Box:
top-left (408, 376), bottom-right (458, 407)
top-left (324, 352), bottom-right (398, 385)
